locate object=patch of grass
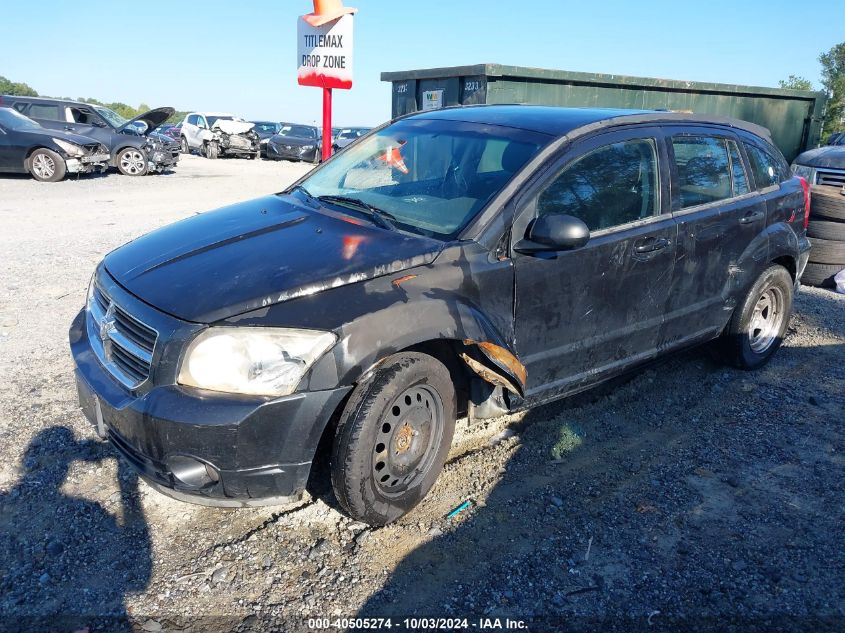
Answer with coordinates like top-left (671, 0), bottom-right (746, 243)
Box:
top-left (551, 423), bottom-right (584, 460)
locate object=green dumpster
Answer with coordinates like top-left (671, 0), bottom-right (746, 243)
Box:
top-left (381, 64), bottom-right (827, 161)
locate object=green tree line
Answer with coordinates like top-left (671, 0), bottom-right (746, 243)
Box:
top-left (779, 41), bottom-right (845, 139)
top-left (0, 75), bottom-right (187, 124)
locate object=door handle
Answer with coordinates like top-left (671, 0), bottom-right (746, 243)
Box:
top-left (64, 125), bottom-right (75, 131)
top-left (739, 210), bottom-right (765, 224)
top-left (634, 237), bottom-right (670, 254)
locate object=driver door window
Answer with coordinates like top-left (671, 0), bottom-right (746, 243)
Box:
top-left (536, 139), bottom-right (659, 231)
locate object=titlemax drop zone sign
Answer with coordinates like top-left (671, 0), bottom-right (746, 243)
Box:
top-left (297, 14), bottom-right (353, 89)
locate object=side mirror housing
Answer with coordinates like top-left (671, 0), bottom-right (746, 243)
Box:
top-left (514, 214), bottom-right (590, 254)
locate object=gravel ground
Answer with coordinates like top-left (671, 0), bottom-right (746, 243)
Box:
top-left (1, 157), bottom-right (844, 632)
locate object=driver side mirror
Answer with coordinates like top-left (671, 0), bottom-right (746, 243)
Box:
top-left (513, 214), bottom-right (590, 254)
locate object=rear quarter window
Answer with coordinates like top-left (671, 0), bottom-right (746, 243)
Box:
top-left (27, 104), bottom-right (61, 120)
top-left (745, 142), bottom-right (790, 189)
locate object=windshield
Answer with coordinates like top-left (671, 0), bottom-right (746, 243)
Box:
top-left (253, 121), bottom-right (280, 134)
top-left (281, 125), bottom-right (317, 138)
top-left (206, 115), bottom-right (234, 127)
top-left (94, 106), bottom-right (127, 128)
top-left (0, 107), bottom-right (41, 131)
top-left (297, 118), bottom-right (547, 239)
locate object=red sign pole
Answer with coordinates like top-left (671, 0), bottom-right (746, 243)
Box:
top-left (322, 87), bottom-right (332, 162)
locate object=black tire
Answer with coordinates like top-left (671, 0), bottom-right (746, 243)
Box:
top-left (312, 151), bottom-right (321, 164)
top-left (807, 219), bottom-right (845, 241)
top-left (719, 264), bottom-right (793, 370)
top-left (116, 147), bottom-right (148, 176)
top-left (811, 185), bottom-right (845, 222)
top-left (180, 136), bottom-right (190, 154)
top-left (331, 352), bottom-right (456, 526)
top-left (801, 261), bottom-right (842, 287)
top-left (27, 148), bottom-right (66, 182)
top-left (808, 237), bottom-right (845, 265)
top-left (204, 142), bottom-right (218, 160)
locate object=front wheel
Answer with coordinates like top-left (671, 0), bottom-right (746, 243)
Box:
top-left (116, 148), bottom-right (147, 176)
top-left (204, 141), bottom-right (219, 159)
top-left (331, 352), bottom-right (456, 525)
top-left (180, 136), bottom-right (190, 154)
top-left (28, 148), bottom-right (66, 182)
top-left (719, 264), bottom-right (793, 369)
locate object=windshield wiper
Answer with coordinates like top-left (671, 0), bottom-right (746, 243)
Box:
top-left (317, 195), bottom-right (398, 231)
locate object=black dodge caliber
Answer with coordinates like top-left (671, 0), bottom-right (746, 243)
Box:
top-left (70, 106), bottom-right (811, 525)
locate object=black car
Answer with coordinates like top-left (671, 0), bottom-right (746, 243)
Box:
top-left (265, 124), bottom-right (321, 163)
top-left (0, 107), bottom-right (110, 181)
top-left (70, 106), bottom-right (810, 526)
top-left (251, 121), bottom-right (283, 156)
top-left (0, 96), bottom-right (178, 176)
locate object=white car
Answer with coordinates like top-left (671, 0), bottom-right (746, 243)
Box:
top-left (180, 112), bottom-right (260, 159)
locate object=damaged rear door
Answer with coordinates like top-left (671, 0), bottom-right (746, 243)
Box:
top-left (511, 127), bottom-right (676, 399)
top-left (662, 129), bottom-right (766, 342)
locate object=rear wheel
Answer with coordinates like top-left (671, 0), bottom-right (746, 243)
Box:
top-left (28, 148), bottom-right (66, 182)
top-left (116, 148), bottom-right (147, 176)
top-left (331, 352), bottom-right (456, 525)
top-left (719, 264), bottom-right (793, 369)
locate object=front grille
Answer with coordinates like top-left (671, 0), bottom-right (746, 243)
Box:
top-left (228, 135), bottom-right (251, 150)
top-left (816, 169), bottom-right (845, 188)
top-left (88, 283), bottom-right (157, 389)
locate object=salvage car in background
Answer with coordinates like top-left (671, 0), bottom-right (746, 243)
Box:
top-left (331, 127), bottom-right (371, 152)
top-left (0, 96), bottom-right (176, 176)
top-left (181, 112), bottom-right (260, 159)
top-left (71, 105), bottom-right (810, 526)
top-left (792, 144), bottom-right (845, 286)
top-left (0, 107), bottom-right (109, 181)
top-left (251, 121), bottom-right (284, 156)
top-left (265, 124), bottom-right (321, 163)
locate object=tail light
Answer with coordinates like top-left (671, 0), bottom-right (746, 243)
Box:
top-left (797, 176), bottom-right (810, 229)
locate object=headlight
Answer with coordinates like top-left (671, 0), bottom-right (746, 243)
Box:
top-left (53, 138), bottom-right (85, 157)
top-left (177, 327), bottom-right (336, 397)
top-left (791, 163), bottom-right (815, 182)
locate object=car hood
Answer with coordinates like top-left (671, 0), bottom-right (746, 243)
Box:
top-left (21, 126), bottom-right (104, 147)
top-left (794, 145), bottom-right (845, 169)
top-left (116, 107), bottom-right (174, 134)
top-left (212, 119), bottom-right (255, 135)
top-left (103, 194), bottom-right (443, 323)
top-left (271, 134), bottom-right (317, 146)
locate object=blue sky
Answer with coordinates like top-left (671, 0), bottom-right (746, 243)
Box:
top-left (1, 0), bottom-right (841, 127)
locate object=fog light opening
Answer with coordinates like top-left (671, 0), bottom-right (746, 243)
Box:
top-left (166, 455), bottom-right (219, 489)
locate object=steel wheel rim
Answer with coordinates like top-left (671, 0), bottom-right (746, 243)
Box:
top-left (120, 150), bottom-right (145, 174)
top-left (748, 286), bottom-right (784, 353)
top-left (372, 384), bottom-right (444, 496)
top-left (32, 153), bottom-right (55, 179)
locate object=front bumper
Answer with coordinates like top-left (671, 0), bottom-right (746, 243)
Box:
top-left (66, 156), bottom-right (110, 174)
top-left (69, 282), bottom-right (350, 507)
top-left (266, 142), bottom-right (318, 162)
top-left (147, 148), bottom-right (179, 173)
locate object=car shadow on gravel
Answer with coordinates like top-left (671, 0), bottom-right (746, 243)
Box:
top-left (0, 426), bottom-right (151, 632)
top-left (356, 334), bottom-right (845, 631)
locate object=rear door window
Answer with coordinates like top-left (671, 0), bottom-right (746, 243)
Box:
top-left (537, 138), bottom-right (659, 231)
top-left (672, 135), bottom-right (742, 208)
top-left (727, 140), bottom-right (750, 196)
top-left (27, 104), bottom-right (61, 121)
